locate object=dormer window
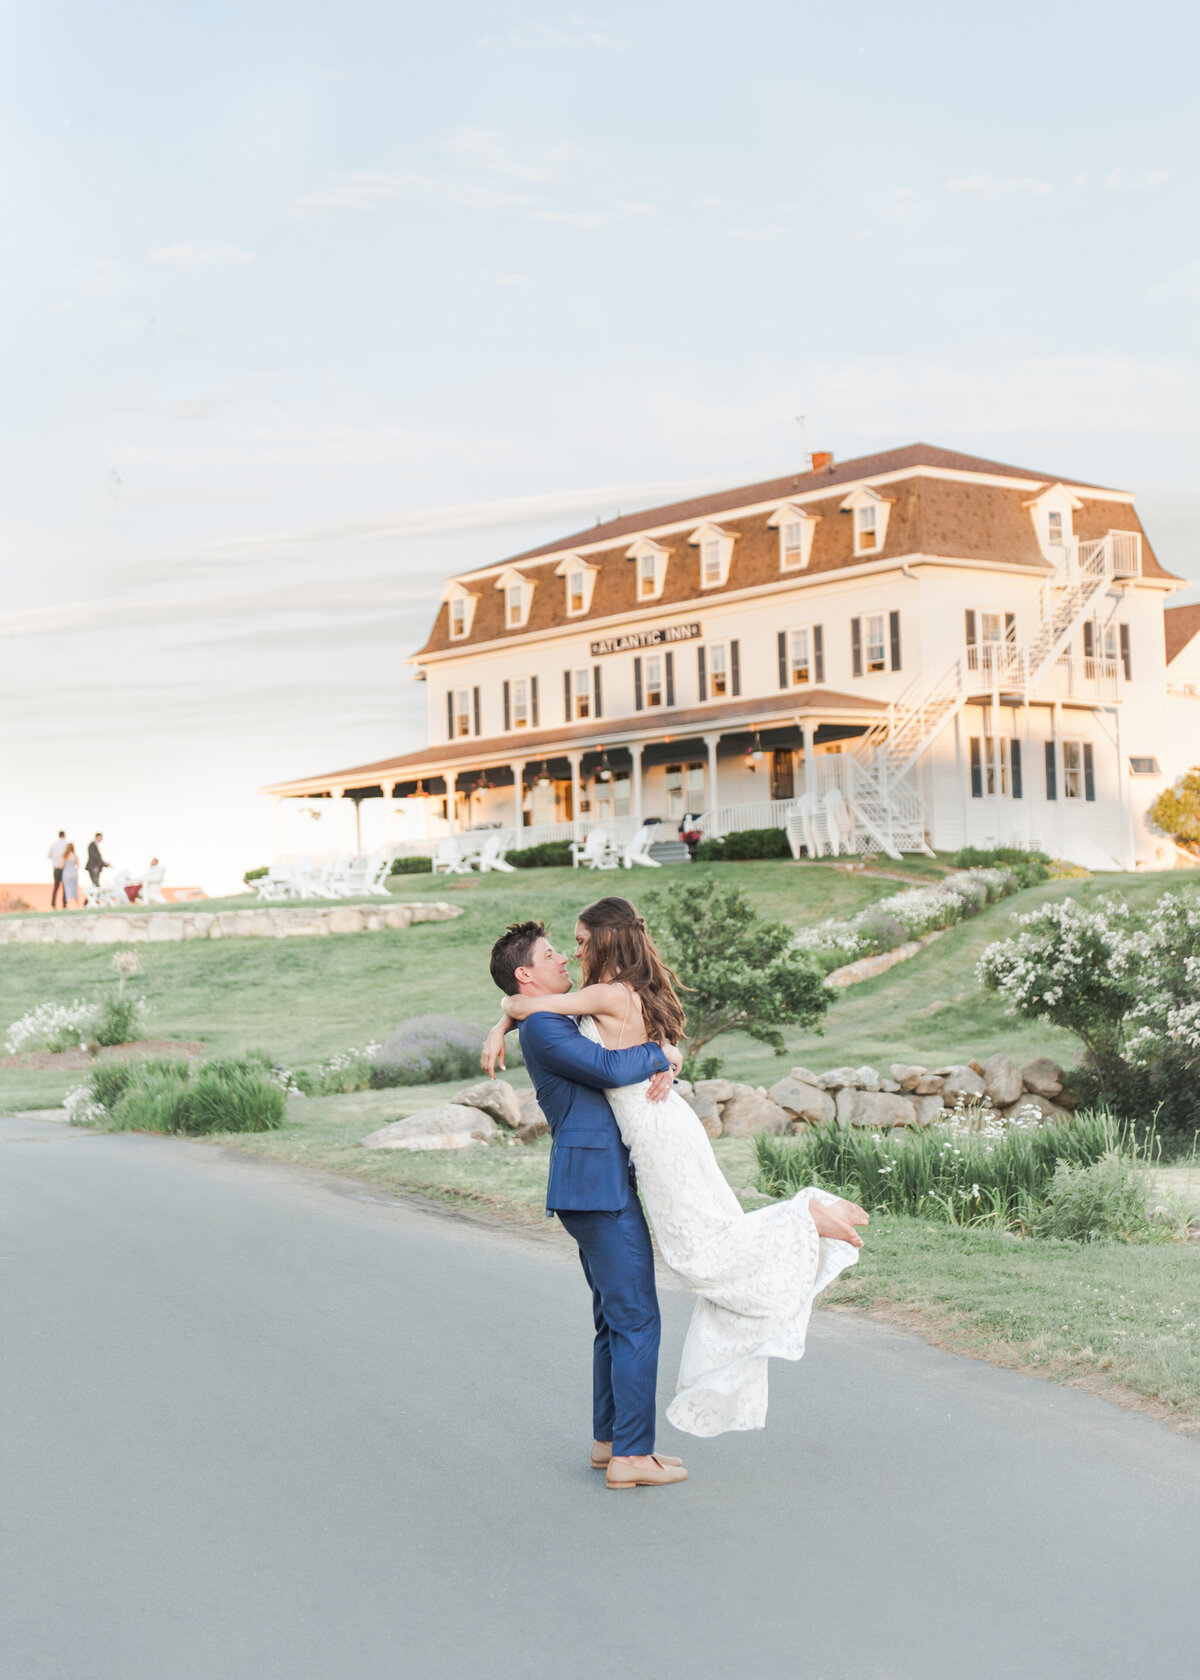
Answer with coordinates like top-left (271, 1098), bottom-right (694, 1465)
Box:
top-left (625, 538), bottom-right (669, 602)
top-left (554, 552), bottom-right (598, 616)
top-left (688, 522), bottom-right (736, 589)
top-left (840, 486), bottom-right (892, 557)
top-left (1023, 484), bottom-right (1083, 562)
top-left (443, 584), bottom-right (479, 640)
top-left (856, 505), bottom-right (878, 553)
top-left (567, 571), bottom-right (585, 612)
top-left (767, 503), bottom-right (819, 571)
top-left (494, 567), bottom-right (535, 630)
top-left (1047, 510), bottom-right (1064, 546)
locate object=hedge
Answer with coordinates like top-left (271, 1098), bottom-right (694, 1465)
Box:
top-left (695, 827), bottom-right (791, 862)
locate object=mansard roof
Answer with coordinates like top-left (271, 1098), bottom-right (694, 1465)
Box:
top-left (1165, 601), bottom-right (1200, 665)
top-left (414, 443), bottom-right (1175, 659)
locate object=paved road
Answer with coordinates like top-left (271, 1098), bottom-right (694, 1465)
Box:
top-left (3, 1112), bottom-right (1198, 1680)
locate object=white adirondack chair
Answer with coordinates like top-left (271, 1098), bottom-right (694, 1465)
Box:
top-left (317, 854), bottom-right (354, 897)
top-left (364, 853), bottom-right (394, 896)
top-left (477, 835), bottom-right (516, 873)
top-left (141, 863), bottom-right (167, 904)
top-left (621, 822), bottom-right (662, 869)
top-left (287, 856), bottom-right (319, 899)
top-left (786, 794), bottom-right (823, 859)
top-left (821, 788), bottom-right (854, 856)
top-left (432, 838), bottom-right (473, 875)
top-left (98, 870), bottom-right (133, 907)
top-left (256, 864), bottom-right (294, 902)
top-left (571, 829), bottom-right (618, 870)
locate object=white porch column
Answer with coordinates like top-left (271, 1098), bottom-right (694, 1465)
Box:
top-left (272, 795), bottom-right (283, 861)
top-left (511, 761), bottom-right (526, 837)
top-left (703, 733), bottom-right (720, 818)
top-left (797, 723), bottom-right (809, 798)
top-left (567, 751), bottom-right (583, 836)
top-left (631, 744), bottom-right (643, 823)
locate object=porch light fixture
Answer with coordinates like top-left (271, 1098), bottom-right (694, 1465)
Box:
top-left (746, 732), bottom-right (764, 770)
top-left (535, 762), bottom-right (552, 789)
top-left (596, 750), bottom-right (613, 782)
top-left (411, 782), bottom-right (430, 799)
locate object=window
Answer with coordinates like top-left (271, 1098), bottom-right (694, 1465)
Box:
top-left (633, 651), bottom-right (675, 709)
top-left (1047, 510), bottom-right (1064, 546)
top-left (1061, 741), bottom-right (1098, 802)
top-left (1120, 624), bottom-right (1132, 681)
top-left (701, 539), bottom-right (723, 586)
top-left (851, 611), bottom-right (900, 676)
top-left (567, 570), bottom-right (586, 614)
top-left (1129, 756), bottom-right (1161, 776)
top-left (503, 676), bottom-right (538, 731)
top-left (564, 667), bottom-right (592, 721)
top-left (690, 522), bottom-right (733, 588)
top-left (965, 609), bottom-right (1016, 677)
top-left (969, 736), bottom-right (1022, 799)
top-left (450, 597), bottom-right (467, 638)
top-left (698, 640), bottom-right (740, 701)
top-left (855, 505), bottom-right (878, 553)
top-left (782, 521), bottom-right (805, 567)
top-left (666, 763), bottom-right (705, 820)
top-left (644, 655), bottom-right (664, 707)
top-left (769, 502), bottom-right (819, 570)
top-left (639, 552), bottom-right (658, 599)
top-left (452, 689), bottom-right (471, 739)
top-left (506, 582), bottom-right (525, 628)
top-left (777, 625), bottom-right (825, 687)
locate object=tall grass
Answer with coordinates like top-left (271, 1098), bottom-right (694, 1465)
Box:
top-left (755, 1110), bottom-right (1131, 1229)
top-left (76, 1055), bottom-right (285, 1135)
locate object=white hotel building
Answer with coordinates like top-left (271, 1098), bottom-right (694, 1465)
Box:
top-left (266, 443), bottom-right (1200, 869)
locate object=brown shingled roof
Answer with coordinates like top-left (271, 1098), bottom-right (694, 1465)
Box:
top-left (1166, 602), bottom-right (1200, 664)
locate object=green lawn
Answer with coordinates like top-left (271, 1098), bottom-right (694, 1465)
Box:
top-left (2, 860), bottom-right (1196, 1114)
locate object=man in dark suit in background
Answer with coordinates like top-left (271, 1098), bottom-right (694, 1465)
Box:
top-left (86, 834), bottom-right (109, 892)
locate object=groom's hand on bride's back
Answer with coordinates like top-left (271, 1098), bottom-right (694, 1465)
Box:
top-left (809, 1198), bottom-right (870, 1248)
top-left (645, 1042), bottom-right (683, 1104)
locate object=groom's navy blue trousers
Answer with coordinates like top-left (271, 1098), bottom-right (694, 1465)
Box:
top-left (557, 1196), bottom-right (660, 1456)
top-left (517, 1014), bottom-right (670, 1458)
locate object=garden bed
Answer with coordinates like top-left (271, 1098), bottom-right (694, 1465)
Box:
top-left (0, 1038), bottom-right (204, 1071)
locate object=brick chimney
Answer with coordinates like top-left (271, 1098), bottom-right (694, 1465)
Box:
top-left (810, 451), bottom-right (834, 472)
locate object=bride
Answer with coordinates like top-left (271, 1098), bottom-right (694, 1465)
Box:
top-left (482, 895), bottom-right (867, 1437)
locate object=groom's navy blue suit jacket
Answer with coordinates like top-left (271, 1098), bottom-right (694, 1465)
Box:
top-left (517, 1014), bottom-right (669, 1214)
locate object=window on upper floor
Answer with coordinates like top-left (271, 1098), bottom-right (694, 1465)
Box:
top-left (644, 654), bottom-right (665, 708)
top-left (768, 502), bottom-right (819, 571)
top-left (503, 675), bottom-right (538, 731)
top-left (625, 539), bottom-right (668, 601)
top-left (506, 582), bottom-right (525, 628)
top-left (565, 666), bottom-right (594, 721)
top-left (688, 521), bottom-right (735, 589)
top-left (701, 539), bottom-right (723, 587)
top-left (969, 735), bottom-right (1022, 799)
top-left (851, 611), bottom-right (901, 676)
top-left (1047, 510), bottom-right (1064, 547)
top-left (445, 587), bottom-right (478, 640)
top-left (450, 597), bottom-right (467, 638)
top-left (782, 521), bottom-right (805, 567)
top-left (697, 639), bottom-right (741, 701)
top-left (452, 689), bottom-right (472, 738)
top-left (965, 609), bottom-right (1017, 677)
top-left (567, 570), bottom-right (586, 614)
top-left (855, 504), bottom-right (878, 553)
top-left (778, 624), bottom-right (825, 688)
top-left (639, 552), bottom-right (658, 599)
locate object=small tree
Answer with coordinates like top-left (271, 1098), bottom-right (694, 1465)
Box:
top-left (1149, 768), bottom-right (1200, 849)
top-left (644, 878), bottom-right (828, 1069)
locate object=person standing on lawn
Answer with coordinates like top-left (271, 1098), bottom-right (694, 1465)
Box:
top-left (60, 843), bottom-right (79, 907)
top-left (48, 831), bottom-right (68, 908)
top-left (86, 834), bottom-right (108, 893)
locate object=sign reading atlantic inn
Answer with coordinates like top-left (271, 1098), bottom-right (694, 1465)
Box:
top-left (265, 442), bottom-right (1200, 869)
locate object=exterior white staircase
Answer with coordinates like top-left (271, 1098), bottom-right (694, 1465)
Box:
top-left (833, 532), bottom-right (1139, 859)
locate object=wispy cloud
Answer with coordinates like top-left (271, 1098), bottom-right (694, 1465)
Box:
top-left (1105, 168), bottom-right (1169, 191)
top-left (150, 244), bottom-right (256, 268)
top-left (296, 169), bottom-right (532, 217)
top-left (728, 226), bottom-right (787, 242)
top-left (533, 201), bottom-right (652, 228)
top-left (949, 174), bottom-right (1053, 200)
top-left (446, 128), bottom-right (572, 182)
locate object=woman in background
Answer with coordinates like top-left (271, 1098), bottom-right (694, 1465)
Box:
top-left (61, 843), bottom-right (79, 907)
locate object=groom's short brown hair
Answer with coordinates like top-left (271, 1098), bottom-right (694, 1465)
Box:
top-left (489, 920), bottom-right (546, 994)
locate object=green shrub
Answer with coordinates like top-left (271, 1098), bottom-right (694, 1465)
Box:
top-left (695, 827), bottom-right (791, 862)
top-left (92, 994), bottom-right (147, 1048)
top-left (390, 856), bottom-right (433, 875)
top-left (84, 1055), bottom-right (285, 1136)
top-left (1030, 1152), bottom-right (1153, 1243)
top-left (755, 1108), bottom-right (1127, 1230)
top-left (243, 866), bottom-right (269, 884)
top-left (953, 845), bottom-right (1051, 888)
top-left (504, 841), bottom-right (574, 868)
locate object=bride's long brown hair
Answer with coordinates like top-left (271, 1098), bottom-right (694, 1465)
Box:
top-left (576, 896), bottom-right (687, 1045)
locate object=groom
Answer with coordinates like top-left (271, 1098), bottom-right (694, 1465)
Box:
top-left (488, 920), bottom-right (688, 1491)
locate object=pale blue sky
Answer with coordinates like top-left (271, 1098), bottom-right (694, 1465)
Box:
top-left (1, 0), bottom-right (1196, 890)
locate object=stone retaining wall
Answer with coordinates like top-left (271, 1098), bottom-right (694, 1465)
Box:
top-left (0, 902), bottom-right (462, 945)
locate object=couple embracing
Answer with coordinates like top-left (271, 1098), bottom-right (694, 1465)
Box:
top-left (484, 895), bottom-right (869, 1492)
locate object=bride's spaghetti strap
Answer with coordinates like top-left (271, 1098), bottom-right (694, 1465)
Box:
top-left (616, 982), bottom-right (633, 1049)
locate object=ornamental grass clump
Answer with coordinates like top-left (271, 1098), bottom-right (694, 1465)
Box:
top-left (755, 1106), bottom-right (1128, 1234)
top-left (68, 1055), bottom-right (285, 1135)
top-left (1030, 1152), bottom-right (1154, 1244)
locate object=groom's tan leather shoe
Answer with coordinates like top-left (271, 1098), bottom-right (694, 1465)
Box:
top-left (605, 1454), bottom-right (688, 1490)
top-left (591, 1441), bottom-right (683, 1469)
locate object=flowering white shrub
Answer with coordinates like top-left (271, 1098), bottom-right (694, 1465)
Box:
top-left (795, 868), bottom-right (1018, 963)
top-left (63, 1082), bottom-right (107, 1126)
top-left (5, 1000), bottom-right (97, 1055)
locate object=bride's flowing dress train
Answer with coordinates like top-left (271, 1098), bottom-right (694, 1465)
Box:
top-left (577, 1016), bottom-right (859, 1437)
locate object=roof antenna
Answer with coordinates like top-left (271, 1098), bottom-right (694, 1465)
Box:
top-left (795, 415), bottom-right (811, 471)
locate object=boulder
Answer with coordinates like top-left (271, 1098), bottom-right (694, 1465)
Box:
top-left (967, 1060), bottom-right (986, 1077)
top-left (89, 918), bottom-right (131, 944)
top-left (674, 1079), bottom-right (694, 1099)
top-left (768, 1074), bottom-right (836, 1126)
top-left (718, 1091), bottom-right (789, 1138)
top-left (982, 1053), bottom-right (1023, 1107)
top-left (941, 1065), bottom-right (986, 1103)
top-left (362, 1103), bottom-right (497, 1151)
top-left (694, 1078), bottom-right (736, 1104)
top-left (684, 1091), bottom-right (724, 1138)
top-left (451, 1078), bottom-right (522, 1129)
top-left (910, 1094), bottom-right (947, 1128)
top-left (818, 1066), bottom-right (860, 1090)
top-left (1000, 1093), bottom-right (1070, 1124)
top-left (912, 1072), bottom-right (946, 1095)
top-left (146, 915), bottom-right (185, 942)
top-left (854, 1065), bottom-right (882, 1092)
top-left (789, 1066), bottom-right (820, 1086)
top-left (515, 1088), bottom-right (550, 1144)
top-left (382, 905), bottom-right (414, 929)
top-left (327, 907), bottom-right (366, 935)
top-left (890, 1063), bottom-right (928, 1091)
top-left (879, 1078), bottom-right (901, 1094)
top-left (835, 1089), bottom-right (918, 1129)
top-left (1020, 1057), bottom-right (1065, 1098)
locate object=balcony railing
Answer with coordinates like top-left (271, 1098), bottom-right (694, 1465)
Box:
top-left (965, 643), bottom-right (1025, 687)
top-left (1047, 655), bottom-right (1121, 701)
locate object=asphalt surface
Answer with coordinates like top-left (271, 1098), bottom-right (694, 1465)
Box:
top-left (2, 1111), bottom-right (1198, 1680)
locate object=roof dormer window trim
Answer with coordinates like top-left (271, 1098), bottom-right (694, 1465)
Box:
top-left (494, 567), bottom-right (536, 631)
top-left (688, 521), bottom-right (737, 590)
top-left (443, 583), bottom-right (480, 641)
top-left (625, 537), bottom-right (670, 603)
top-left (1022, 484), bottom-right (1085, 564)
top-left (553, 552), bottom-right (599, 617)
top-left (840, 485), bottom-right (893, 557)
top-left (767, 503), bottom-right (820, 572)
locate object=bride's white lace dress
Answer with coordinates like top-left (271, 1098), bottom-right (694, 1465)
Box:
top-left (578, 1016), bottom-right (859, 1437)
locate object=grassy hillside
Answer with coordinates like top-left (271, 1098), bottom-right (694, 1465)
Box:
top-left (0, 858), bottom-right (1194, 1112)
